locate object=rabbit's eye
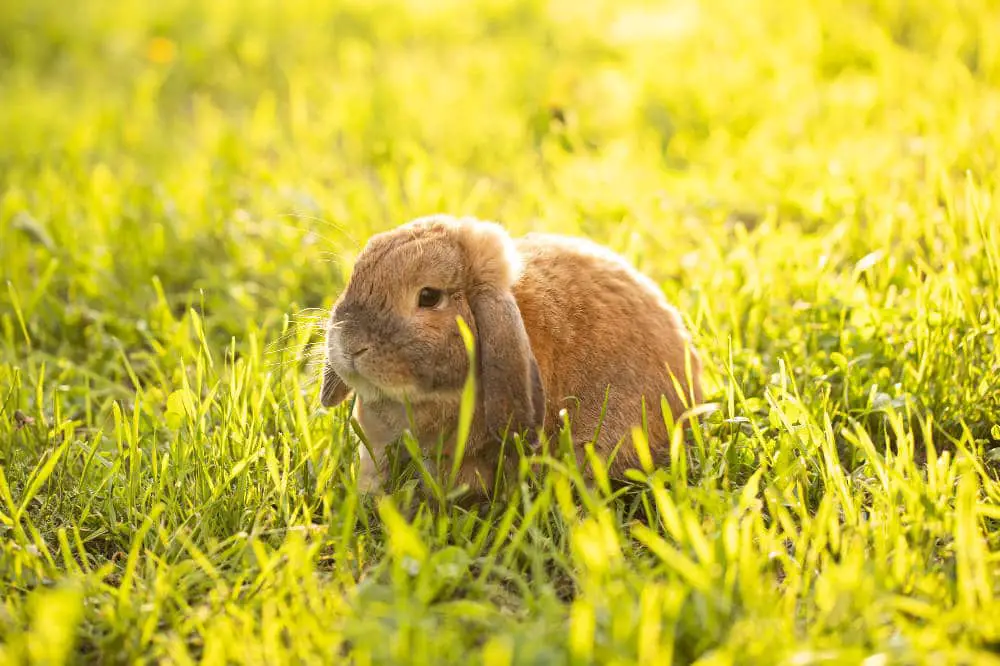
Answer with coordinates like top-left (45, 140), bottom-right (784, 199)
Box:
top-left (417, 287), bottom-right (444, 309)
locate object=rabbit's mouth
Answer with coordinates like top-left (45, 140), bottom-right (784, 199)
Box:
top-left (327, 337), bottom-right (451, 405)
top-left (333, 364), bottom-right (418, 405)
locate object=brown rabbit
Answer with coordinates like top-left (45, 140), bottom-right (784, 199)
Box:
top-left (320, 214), bottom-right (703, 500)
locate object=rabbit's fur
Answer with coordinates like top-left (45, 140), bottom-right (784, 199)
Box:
top-left (321, 215), bottom-right (702, 500)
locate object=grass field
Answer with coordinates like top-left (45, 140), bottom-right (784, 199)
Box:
top-left (2, 0), bottom-right (1000, 663)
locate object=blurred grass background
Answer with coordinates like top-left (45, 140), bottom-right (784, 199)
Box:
top-left (2, 0), bottom-right (1000, 663)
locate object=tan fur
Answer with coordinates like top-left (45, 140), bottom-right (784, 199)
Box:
top-left (511, 233), bottom-right (703, 475)
top-left (321, 215), bottom-right (703, 499)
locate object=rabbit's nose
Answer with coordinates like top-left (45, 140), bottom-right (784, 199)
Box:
top-left (333, 301), bottom-right (364, 322)
top-left (331, 304), bottom-right (347, 325)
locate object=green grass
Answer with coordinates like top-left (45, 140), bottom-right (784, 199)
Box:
top-left (2, 0), bottom-right (1000, 663)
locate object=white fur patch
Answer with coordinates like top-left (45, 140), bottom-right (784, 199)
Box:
top-left (355, 441), bottom-right (383, 494)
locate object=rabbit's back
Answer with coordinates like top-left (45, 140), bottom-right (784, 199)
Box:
top-left (511, 233), bottom-right (701, 471)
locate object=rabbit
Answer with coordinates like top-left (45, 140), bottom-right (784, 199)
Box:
top-left (320, 214), bottom-right (703, 501)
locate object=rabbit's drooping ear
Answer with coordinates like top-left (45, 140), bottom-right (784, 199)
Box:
top-left (470, 285), bottom-right (544, 443)
top-left (320, 364), bottom-right (351, 407)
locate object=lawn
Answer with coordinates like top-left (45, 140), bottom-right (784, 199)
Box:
top-left (2, 0), bottom-right (1000, 663)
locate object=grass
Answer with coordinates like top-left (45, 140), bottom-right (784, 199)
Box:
top-left (2, 0), bottom-right (1000, 663)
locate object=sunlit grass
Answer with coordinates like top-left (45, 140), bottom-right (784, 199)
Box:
top-left (2, 0), bottom-right (1000, 663)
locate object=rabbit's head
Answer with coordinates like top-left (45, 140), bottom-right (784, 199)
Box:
top-left (321, 215), bottom-right (544, 443)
